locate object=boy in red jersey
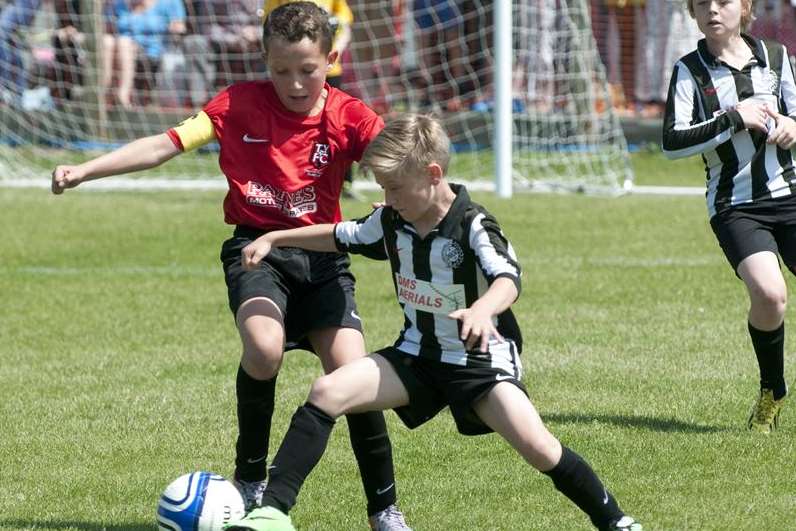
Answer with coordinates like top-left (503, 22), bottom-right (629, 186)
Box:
top-left (50, 3), bottom-right (410, 529)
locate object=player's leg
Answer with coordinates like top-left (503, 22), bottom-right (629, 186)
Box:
top-left (738, 251), bottom-right (788, 401)
top-left (222, 233), bottom-right (294, 508)
top-left (232, 298), bottom-right (286, 506)
top-left (228, 355), bottom-right (408, 530)
top-left (743, 207), bottom-right (796, 431)
top-left (310, 327), bottom-right (410, 529)
top-left (473, 383), bottom-right (640, 530)
top-left (712, 211), bottom-right (788, 432)
top-left (309, 337), bottom-right (410, 414)
top-left (739, 251), bottom-right (787, 331)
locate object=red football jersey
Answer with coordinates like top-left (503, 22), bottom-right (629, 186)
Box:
top-left (170, 81), bottom-right (383, 230)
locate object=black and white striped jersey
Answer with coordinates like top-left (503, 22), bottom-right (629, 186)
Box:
top-left (662, 34), bottom-right (796, 218)
top-left (333, 184), bottom-right (523, 373)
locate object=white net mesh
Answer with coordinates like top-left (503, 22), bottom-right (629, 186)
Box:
top-left (0, 0), bottom-right (632, 192)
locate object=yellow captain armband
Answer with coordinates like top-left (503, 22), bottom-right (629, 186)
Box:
top-left (172, 111), bottom-right (216, 152)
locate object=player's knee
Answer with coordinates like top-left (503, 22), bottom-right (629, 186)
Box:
top-left (240, 337), bottom-right (283, 380)
top-left (241, 356), bottom-right (281, 380)
top-left (521, 429), bottom-right (561, 471)
top-left (307, 375), bottom-right (346, 416)
top-left (751, 283), bottom-right (788, 316)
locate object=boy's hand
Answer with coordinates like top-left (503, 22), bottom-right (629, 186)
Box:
top-left (241, 236), bottom-right (273, 271)
top-left (734, 99), bottom-right (771, 134)
top-left (448, 306), bottom-right (504, 353)
top-left (765, 107), bottom-right (796, 149)
top-left (51, 165), bottom-right (85, 194)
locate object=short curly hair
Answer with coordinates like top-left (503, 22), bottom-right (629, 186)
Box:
top-left (262, 1), bottom-right (333, 56)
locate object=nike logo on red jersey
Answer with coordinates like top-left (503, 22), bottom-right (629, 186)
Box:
top-left (242, 134), bottom-right (270, 143)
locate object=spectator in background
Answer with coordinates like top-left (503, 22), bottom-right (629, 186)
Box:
top-left (661, 2), bottom-right (703, 65)
top-left (412, 0), bottom-right (467, 112)
top-left (50, 0), bottom-right (87, 102)
top-left (523, 0), bottom-right (557, 113)
top-left (347, 0), bottom-right (401, 113)
top-left (181, 0), bottom-right (262, 108)
top-left (633, 0), bottom-right (701, 118)
top-left (468, 1), bottom-right (554, 114)
top-left (0, 0), bottom-right (41, 103)
top-left (633, 0), bottom-right (667, 117)
top-left (103, 0), bottom-right (186, 109)
top-left (599, 0), bottom-right (644, 115)
top-left (751, 0), bottom-right (796, 63)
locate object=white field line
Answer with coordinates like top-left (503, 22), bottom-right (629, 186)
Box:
top-left (0, 178), bottom-right (702, 195)
top-left (2, 178), bottom-right (228, 191)
top-left (5, 265), bottom-right (219, 276)
top-left (5, 255), bottom-right (720, 277)
top-left (523, 256), bottom-right (721, 268)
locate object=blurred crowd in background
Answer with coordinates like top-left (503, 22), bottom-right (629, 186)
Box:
top-left (593, 0), bottom-right (796, 118)
top-left (0, 0), bottom-right (794, 117)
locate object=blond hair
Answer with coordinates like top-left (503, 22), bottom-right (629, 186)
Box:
top-left (686, 0), bottom-right (755, 31)
top-left (360, 114), bottom-right (451, 180)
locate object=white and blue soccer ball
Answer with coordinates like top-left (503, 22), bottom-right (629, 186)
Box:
top-left (156, 472), bottom-right (245, 531)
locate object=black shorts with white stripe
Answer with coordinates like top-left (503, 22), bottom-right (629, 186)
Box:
top-left (376, 346), bottom-right (527, 436)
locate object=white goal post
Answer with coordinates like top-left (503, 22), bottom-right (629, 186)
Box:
top-left (0, 0), bottom-right (632, 193)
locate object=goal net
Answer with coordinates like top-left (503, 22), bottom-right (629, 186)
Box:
top-left (0, 0), bottom-right (632, 192)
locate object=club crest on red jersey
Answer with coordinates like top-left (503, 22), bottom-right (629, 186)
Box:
top-left (311, 142), bottom-right (331, 169)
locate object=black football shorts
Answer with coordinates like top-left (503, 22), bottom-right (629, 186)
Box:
top-left (710, 196), bottom-right (796, 274)
top-left (220, 225), bottom-right (362, 352)
top-left (375, 346), bottom-right (527, 436)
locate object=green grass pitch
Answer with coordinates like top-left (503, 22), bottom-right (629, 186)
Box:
top-left (1, 154), bottom-right (794, 530)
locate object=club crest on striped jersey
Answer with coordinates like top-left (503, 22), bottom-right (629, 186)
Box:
top-left (310, 142), bottom-right (331, 169)
top-left (766, 70), bottom-right (780, 95)
top-left (441, 240), bottom-right (464, 268)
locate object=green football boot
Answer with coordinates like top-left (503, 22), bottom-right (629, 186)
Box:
top-left (224, 506), bottom-right (295, 531)
top-left (747, 388), bottom-right (786, 434)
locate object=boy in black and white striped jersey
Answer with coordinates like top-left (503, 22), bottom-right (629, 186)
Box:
top-left (662, 0), bottom-right (796, 433)
top-left (224, 114), bottom-right (642, 531)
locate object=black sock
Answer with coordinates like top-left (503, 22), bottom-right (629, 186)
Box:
top-left (346, 412), bottom-right (396, 516)
top-left (543, 446), bottom-right (623, 530)
top-left (261, 402), bottom-right (336, 514)
top-left (748, 322), bottom-right (787, 400)
top-left (234, 365), bottom-right (276, 481)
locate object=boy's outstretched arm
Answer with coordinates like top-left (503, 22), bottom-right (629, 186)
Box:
top-left (242, 224), bottom-right (337, 271)
top-left (51, 133), bottom-right (181, 194)
top-left (449, 277), bottom-right (518, 353)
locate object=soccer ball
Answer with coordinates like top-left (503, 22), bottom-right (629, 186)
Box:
top-left (156, 471), bottom-right (245, 531)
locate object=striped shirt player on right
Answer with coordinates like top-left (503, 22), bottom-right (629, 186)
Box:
top-left (225, 114), bottom-right (643, 531)
top-left (662, 0), bottom-right (796, 433)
